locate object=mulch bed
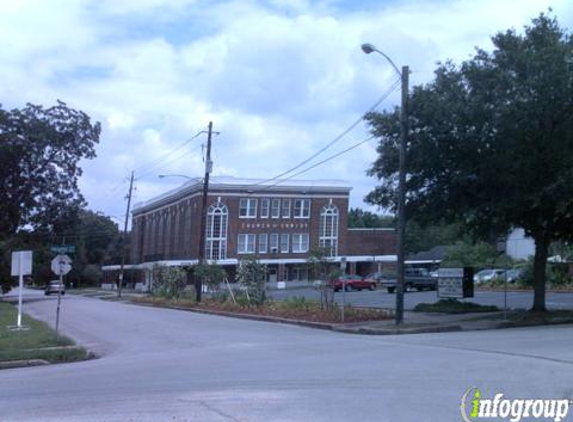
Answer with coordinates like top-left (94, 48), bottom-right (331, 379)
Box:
top-left (134, 296), bottom-right (393, 324)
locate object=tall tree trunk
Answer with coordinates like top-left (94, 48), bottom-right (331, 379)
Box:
top-left (532, 235), bottom-right (549, 312)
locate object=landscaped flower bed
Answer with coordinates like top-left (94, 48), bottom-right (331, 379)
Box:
top-left (133, 295), bottom-right (394, 324)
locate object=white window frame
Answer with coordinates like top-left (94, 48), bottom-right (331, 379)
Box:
top-left (258, 233), bottom-right (268, 254)
top-left (237, 234), bottom-right (256, 254)
top-left (239, 198), bottom-right (258, 218)
top-left (294, 198), bottom-right (310, 218)
top-left (269, 233), bottom-right (279, 253)
top-left (206, 202), bottom-right (228, 260)
top-left (260, 198), bottom-right (270, 218)
top-left (319, 204), bottom-right (339, 256)
top-left (280, 233), bottom-right (289, 253)
top-left (292, 233), bottom-right (309, 253)
top-left (281, 199), bottom-right (291, 218)
top-left (271, 198), bottom-right (280, 218)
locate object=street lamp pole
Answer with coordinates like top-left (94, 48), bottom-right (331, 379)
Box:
top-left (362, 43), bottom-right (409, 325)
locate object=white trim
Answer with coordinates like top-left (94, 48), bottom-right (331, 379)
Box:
top-left (102, 254), bottom-right (398, 271)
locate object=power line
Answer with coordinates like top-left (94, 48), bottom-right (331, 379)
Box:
top-left (132, 129), bottom-right (205, 175)
top-left (258, 135), bottom-right (376, 191)
top-left (249, 78), bottom-right (400, 187)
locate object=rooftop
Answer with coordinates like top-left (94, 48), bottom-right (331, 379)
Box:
top-left (133, 176), bottom-right (353, 213)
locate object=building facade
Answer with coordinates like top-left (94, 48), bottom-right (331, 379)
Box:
top-left (116, 177), bottom-right (396, 286)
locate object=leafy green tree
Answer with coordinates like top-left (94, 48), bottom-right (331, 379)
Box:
top-left (0, 101), bottom-right (100, 238)
top-left (236, 256), bottom-right (267, 305)
top-left (347, 208), bottom-right (394, 228)
top-left (194, 262), bottom-right (227, 292)
top-left (365, 14), bottom-right (573, 311)
top-left (405, 220), bottom-right (461, 254)
top-left (441, 241), bottom-right (513, 268)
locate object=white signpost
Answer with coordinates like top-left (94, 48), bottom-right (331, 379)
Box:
top-left (51, 254), bottom-right (72, 332)
top-left (11, 250), bottom-right (33, 329)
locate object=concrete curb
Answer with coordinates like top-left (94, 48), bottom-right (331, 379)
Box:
top-left (0, 359), bottom-right (49, 370)
top-left (131, 300), bottom-right (467, 335)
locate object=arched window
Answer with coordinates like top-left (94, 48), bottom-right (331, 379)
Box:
top-left (319, 204), bottom-right (339, 257)
top-left (206, 202), bottom-right (228, 260)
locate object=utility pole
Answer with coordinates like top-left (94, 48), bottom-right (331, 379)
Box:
top-left (395, 65), bottom-right (409, 325)
top-left (118, 171), bottom-right (135, 298)
top-left (196, 121), bottom-right (213, 302)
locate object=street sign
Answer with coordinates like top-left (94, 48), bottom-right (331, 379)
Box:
top-left (51, 254), bottom-right (72, 276)
top-left (438, 267), bottom-right (474, 299)
top-left (50, 245), bottom-right (76, 254)
top-left (11, 250), bottom-right (33, 329)
top-left (11, 251), bottom-right (33, 276)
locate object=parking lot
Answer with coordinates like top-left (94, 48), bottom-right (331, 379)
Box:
top-left (268, 286), bottom-right (573, 310)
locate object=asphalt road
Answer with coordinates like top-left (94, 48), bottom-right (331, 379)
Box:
top-left (269, 287), bottom-right (573, 310)
top-left (2, 289), bottom-right (573, 422)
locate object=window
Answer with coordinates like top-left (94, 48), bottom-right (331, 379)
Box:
top-left (271, 198), bottom-right (280, 218)
top-left (239, 198), bottom-right (257, 218)
top-left (260, 198), bottom-right (270, 218)
top-left (281, 199), bottom-right (291, 218)
top-left (269, 233), bottom-right (279, 253)
top-left (319, 204), bottom-right (339, 256)
top-left (280, 233), bottom-right (289, 253)
top-left (206, 202), bottom-right (228, 260)
top-left (292, 233), bottom-right (309, 253)
top-left (293, 199), bottom-right (310, 218)
top-left (237, 234), bottom-right (256, 254)
top-left (258, 234), bottom-right (268, 254)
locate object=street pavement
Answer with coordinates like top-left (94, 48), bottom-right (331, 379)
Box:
top-left (1, 288), bottom-right (573, 422)
top-left (269, 286), bottom-right (573, 310)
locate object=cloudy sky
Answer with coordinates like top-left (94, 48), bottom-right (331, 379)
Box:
top-left (1, 0), bottom-right (572, 227)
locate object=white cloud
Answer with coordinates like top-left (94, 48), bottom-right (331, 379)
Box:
top-left (1, 0), bottom-right (572, 222)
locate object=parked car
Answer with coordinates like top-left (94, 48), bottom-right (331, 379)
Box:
top-left (503, 268), bottom-right (524, 284)
top-left (45, 280), bottom-right (65, 296)
top-left (333, 274), bottom-right (376, 292)
top-left (379, 267), bottom-right (437, 293)
top-left (473, 269), bottom-right (506, 284)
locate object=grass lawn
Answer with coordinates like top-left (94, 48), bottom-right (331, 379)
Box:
top-left (0, 301), bottom-right (89, 364)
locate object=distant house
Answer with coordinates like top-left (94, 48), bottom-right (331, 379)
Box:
top-left (406, 245), bottom-right (450, 268)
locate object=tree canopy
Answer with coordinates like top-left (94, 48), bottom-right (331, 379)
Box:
top-left (347, 207), bottom-right (394, 228)
top-left (365, 14), bottom-right (573, 311)
top-left (0, 101), bottom-right (101, 238)
top-left (0, 101), bottom-right (101, 293)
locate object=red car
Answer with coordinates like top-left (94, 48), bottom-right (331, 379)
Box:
top-left (333, 275), bottom-right (376, 292)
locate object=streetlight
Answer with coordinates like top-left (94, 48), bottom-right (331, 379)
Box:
top-left (362, 43), bottom-right (409, 325)
top-left (158, 174), bottom-right (194, 180)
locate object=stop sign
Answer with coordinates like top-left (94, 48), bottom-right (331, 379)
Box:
top-left (51, 254), bottom-right (72, 276)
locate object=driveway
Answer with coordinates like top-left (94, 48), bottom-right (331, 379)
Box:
top-left (1, 288), bottom-right (573, 422)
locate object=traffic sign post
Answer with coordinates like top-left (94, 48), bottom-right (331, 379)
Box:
top-left (51, 254), bottom-right (72, 332)
top-left (11, 251), bottom-right (33, 329)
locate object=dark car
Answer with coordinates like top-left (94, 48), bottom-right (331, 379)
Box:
top-left (333, 274), bottom-right (376, 292)
top-left (45, 280), bottom-right (65, 296)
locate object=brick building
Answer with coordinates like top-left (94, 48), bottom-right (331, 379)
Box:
top-left (109, 176), bottom-right (396, 287)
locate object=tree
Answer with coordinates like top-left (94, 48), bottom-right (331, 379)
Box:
top-left (365, 14), bottom-right (573, 311)
top-left (306, 247), bottom-right (341, 310)
top-left (236, 257), bottom-right (267, 305)
top-left (0, 101), bottom-right (100, 238)
top-left (347, 208), bottom-right (394, 228)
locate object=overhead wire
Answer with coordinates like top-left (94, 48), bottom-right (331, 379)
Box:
top-left (248, 77), bottom-right (400, 187)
